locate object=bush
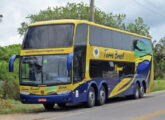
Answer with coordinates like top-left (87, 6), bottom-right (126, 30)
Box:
top-left (0, 98), bottom-right (12, 109)
top-left (0, 44), bottom-right (21, 100)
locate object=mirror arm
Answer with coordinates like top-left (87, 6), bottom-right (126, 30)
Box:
top-left (9, 55), bottom-right (20, 72)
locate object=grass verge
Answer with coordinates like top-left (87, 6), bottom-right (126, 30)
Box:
top-left (0, 99), bottom-right (44, 114)
top-left (152, 80), bottom-right (165, 92)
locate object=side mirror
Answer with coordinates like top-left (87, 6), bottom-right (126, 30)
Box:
top-left (9, 55), bottom-right (20, 72)
top-left (67, 52), bottom-right (74, 70)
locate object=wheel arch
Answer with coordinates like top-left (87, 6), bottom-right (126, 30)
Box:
top-left (87, 81), bottom-right (98, 101)
top-left (133, 80), bottom-right (140, 94)
top-left (99, 81), bottom-right (109, 99)
top-left (141, 80), bottom-right (147, 93)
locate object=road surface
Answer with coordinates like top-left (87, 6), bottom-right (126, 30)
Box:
top-left (1, 91), bottom-right (165, 120)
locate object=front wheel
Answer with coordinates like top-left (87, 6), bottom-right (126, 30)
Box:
top-left (97, 86), bottom-right (106, 106)
top-left (43, 103), bottom-right (54, 111)
top-left (86, 87), bottom-right (96, 108)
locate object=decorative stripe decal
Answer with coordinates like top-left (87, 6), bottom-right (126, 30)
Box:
top-left (110, 74), bottom-right (137, 97)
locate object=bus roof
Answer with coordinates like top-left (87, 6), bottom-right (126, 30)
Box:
top-left (29, 19), bottom-right (151, 40)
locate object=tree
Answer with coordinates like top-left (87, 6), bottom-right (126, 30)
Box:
top-left (126, 17), bottom-right (150, 37)
top-left (18, 2), bottom-right (150, 37)
top-left (0, 44), bottom-right (21, 99)
top-left (153, 37), bottom-right (165, 79)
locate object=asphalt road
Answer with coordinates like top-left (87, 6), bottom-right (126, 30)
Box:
top-left (1, 91), bottom-right (165, 120)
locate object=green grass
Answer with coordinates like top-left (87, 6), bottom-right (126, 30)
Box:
top-left (0, 99), bottom-right (44, 114)
top-left (152, 80), bottom-right (165, 92)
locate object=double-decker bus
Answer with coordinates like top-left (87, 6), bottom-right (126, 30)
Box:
top-left (9, 20), bottom-right (154, 110)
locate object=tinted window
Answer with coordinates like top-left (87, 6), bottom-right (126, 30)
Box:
top-left (90, 25), bottom-right (141, 51)
top-left (73, 24), bottom-right (88, 83)
top-left (74, 24), bottom-right (88, 46)
top-left (20, 55), bottom-right (71, 85)
top-left (90, 60), bottom-right (118, 79)
top-left (89, 60), bottom-right (135, 79)
top-left (23, 24), bottom-right (74, 49)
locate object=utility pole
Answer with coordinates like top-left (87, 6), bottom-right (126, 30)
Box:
top-left (0, 14), bottom-right (3, 22)
top-left (90, 0), bottom-right (95, 22)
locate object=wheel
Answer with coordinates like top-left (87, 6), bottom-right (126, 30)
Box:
top-left (97, 86), bottom-right (106, 106)
top-left (58, 103), bottom-right (66, 109)
top-left (139, 84), bottom-right (145, 98)
top-left (86, 87), bottom-right (96, 108)
top-left (43, 103), bottom-right (54, 111)
top-left (133, 83), bottom-right (140, 99)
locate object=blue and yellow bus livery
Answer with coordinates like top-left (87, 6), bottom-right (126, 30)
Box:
top-left (9, 20), bottom-right (154, 109)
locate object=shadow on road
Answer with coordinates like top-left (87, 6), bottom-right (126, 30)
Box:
top-left (32, 95), bottom-right (155, 113)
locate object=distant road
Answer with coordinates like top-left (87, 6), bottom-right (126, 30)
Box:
top-left (1, 91), bottom-right (165, 120)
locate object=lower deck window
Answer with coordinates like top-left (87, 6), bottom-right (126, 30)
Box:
top-left (89, 60), bottom-right (135, 79)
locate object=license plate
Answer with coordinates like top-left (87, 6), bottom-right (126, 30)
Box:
top-left (38, 98), bottom-right (47, 102)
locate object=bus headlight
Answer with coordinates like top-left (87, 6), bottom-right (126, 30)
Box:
top-left (20, 91), bottom-right (30, 95)
top-left (56, 90), bottom-right (71, 95)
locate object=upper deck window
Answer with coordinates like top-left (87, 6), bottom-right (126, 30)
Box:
top-left (89, 25), bottom-right (140, 51)
top-left (23, 24), bottom-right (74, 49)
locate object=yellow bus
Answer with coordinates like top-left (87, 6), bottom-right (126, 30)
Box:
top-left (9, 20), bottom-right (154, 110)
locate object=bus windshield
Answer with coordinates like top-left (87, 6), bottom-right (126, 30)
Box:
top-left (23, 24), bottom-right (74, 49)
top-left (20, 55), bottom-right (71, 85)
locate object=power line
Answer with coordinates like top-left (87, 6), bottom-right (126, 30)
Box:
top-left (134, 0), bottom-right (165, 18)
top-left (143, 0), bottom-right (165, 13)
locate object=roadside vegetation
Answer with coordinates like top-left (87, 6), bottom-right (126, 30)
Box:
top-left (0, 99), bottom-right (43, 114)
top-left (0, 2), bottom-right (165, 114)
top-left (152, 80), bottom-right (165, 92)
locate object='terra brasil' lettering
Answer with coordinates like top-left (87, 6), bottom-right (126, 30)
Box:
top-left (104, 49), bottom-right (113, 58)
top-left (104, 49), bottom-right (124, 59)
top-left (115, 51), bottom-right (125, 59)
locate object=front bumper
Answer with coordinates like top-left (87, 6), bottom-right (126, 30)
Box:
top-left (20, 93), bottom-right (73, 104)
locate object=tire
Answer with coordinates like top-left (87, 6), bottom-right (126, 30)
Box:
top-left (86, 87), bottom-right (96, 108)
top-left (97, 86), bottom-right (106, 106)
top-left (139, 84), bottom-right (145, 98)
top-left (43, 103), bottom-right (54, 111)
top-left (58, 103), bottom-right (66, 109)
top-left (133, 83), bottom-right (140, 99)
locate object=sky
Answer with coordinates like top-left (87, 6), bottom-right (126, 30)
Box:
top-left (0, 0), bottom-right (165, 46)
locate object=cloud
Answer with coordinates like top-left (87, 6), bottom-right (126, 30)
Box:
top-left (0, 35), bottom-right (22, 46)
top-left (150, 23), bottom-right (165, 41)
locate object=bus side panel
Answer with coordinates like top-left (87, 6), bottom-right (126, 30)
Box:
top-left (134, 38), bottom-right (153, 92)
top-left (146, 54), bottom-right (154, 92)
top-left (71, 82), bottom-right (89, 103)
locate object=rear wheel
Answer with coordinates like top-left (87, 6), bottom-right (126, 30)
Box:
top-left (139, 84), bottom-right (145, 98)
top-left (86, 87), bottom-right (96, 108)
top-left (97, 86), bottom-right (106, 106)
top-left (133, 83), bottom-right (140, 99)
top-left (43, 103), bottom-right (54, 111)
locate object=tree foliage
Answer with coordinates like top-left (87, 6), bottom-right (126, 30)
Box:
top-left (0, 44), bottom-right (21, 99)
top-left (18, 2), bottom-right (150, 37)
top-left (153, 37), bottom-right (165, 79)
